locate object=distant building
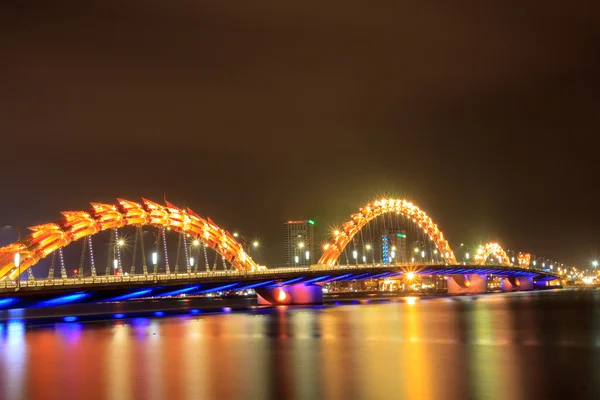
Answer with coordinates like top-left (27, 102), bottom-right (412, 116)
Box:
top-left (381, 230), bottom-right (407, 264)
top-left (284, 220), bottom-right (315, 267)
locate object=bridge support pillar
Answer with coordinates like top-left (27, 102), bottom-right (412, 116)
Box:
top-left (447, 274), bottom-right (487, 294)
top-left (256, 284), bottom-right (323, 305)
top-left (501, 276), bottom-right (534, 292)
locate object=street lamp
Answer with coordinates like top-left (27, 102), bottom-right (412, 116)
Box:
top-left (152, 252), bottom-right (158, 273)
top-left (592, 261), bottom-right (599, 268)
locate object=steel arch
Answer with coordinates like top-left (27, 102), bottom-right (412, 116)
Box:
top-left (0, 198), bottom-right (261, 280)
top-left (318, 198), bottom-right (456, 266)
top-left (474, 242), bottom-right (511, 266)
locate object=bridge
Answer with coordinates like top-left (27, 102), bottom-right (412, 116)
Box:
top-left (0, 197), bottom-right (560, 309)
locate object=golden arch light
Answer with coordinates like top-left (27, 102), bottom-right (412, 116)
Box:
top-left (318, 198), bottom-right (456, 266)
top-left (473, 242), bottom-right (511, 266)
top-left (0, 198), bottom-right (261, 280)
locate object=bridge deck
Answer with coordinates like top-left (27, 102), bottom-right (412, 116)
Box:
top-left (1, 263), bottom-right (558, 293)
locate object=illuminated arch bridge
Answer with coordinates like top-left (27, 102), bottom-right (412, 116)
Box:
top-left (0, 197), bottom-right (560, 308)
top-left (0, 198), bottom-right (263, 282)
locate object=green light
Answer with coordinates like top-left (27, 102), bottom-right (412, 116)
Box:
top-left (397, 233), bottom-right (406, 238)
top-left (308, 220), bottom-right (315, 225)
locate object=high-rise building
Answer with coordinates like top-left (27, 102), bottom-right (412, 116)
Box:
top-left (283, 220), bottom-right (315, 267)
top-left (381, 230), bottom-right (407, 264)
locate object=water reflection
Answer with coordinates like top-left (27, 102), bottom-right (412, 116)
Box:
top-left (1, 290), bottom-right (600, 399)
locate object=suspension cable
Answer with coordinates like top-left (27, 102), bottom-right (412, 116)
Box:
top-left (202, 241), bottom-right (209, 272)
top-left (47, 252), bottom-right (56, 280)
top-left (140, 227), bottom-right (148, 275)
top-left (183, 233), bottom-right (190, 274)
top-left (174, 230), bottom-right (183, 274)
top-left (89, 235), bottom-right (96, 277)
top-left (162, 227), bottom-right (170, 274)
top-left (131, 226), bottom-right (139, 275)
top-left (78, 237), bottom-right (87, 278)
top-left (59, 248), bottom-right (67, 279)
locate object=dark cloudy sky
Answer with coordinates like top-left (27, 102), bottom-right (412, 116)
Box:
top-left (1, 0), bottom-right (599, 266)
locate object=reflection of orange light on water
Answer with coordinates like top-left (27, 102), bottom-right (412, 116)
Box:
top-left (278, 289), bottom-right (288, 302)
top-left (405, 296), bottom-right (417, 306)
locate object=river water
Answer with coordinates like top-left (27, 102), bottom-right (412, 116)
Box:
top-left (1, 289), bottom-right (599, 400)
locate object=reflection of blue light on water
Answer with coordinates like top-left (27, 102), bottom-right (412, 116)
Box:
top-left (153, 311), bottom-right (165, 317)
top-left (222, 307), bottom-right (232, 313)
top-left (0, 297), bottom-right (17, 309)
top-left (190, 309), bottom-right (200, 315)
top-left (159, 286), bottom-right (199, 297)
top-left (7, 320), bottom-right (24, 334)
top-left (37, 292), bottom-right (90, 307)
top-left (132, 318), bottom-right (149, 326)
top-left (113, 313), bottom-right (126, 319)
top-left (56, 321), bottom-right (83, 343)
top-left (106, 289), bottom-right (153, 301)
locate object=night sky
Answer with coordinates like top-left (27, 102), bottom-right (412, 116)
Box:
top-left (1, 1), bottom-right (599, 267)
